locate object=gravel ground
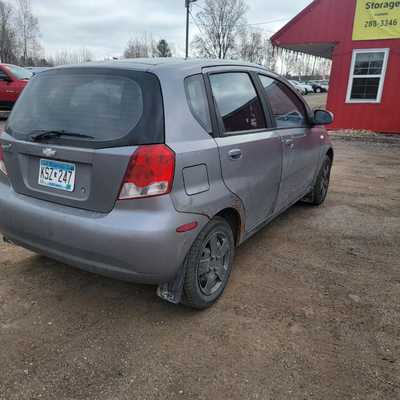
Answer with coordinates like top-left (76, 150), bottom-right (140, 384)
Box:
top-left (0, 136), bottom-right (399, 399)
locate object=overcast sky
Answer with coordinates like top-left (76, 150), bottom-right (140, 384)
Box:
top-left (31, 0), bottom-right (312, 60)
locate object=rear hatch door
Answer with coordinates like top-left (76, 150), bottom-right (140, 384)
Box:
top-left (1, 66), bottom-right (164, 213)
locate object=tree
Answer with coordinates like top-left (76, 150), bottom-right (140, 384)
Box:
top-left (15, 0), bottom-right (40, 65)
top-left (52, 48), bottom-right (93, 65)
top-left (37, 57), bottom-right (53, 67)
top-left (0, 1), bottom-right (17, 63)
top-left (263, 38), bottom-right (278, 72)
top-left (235, 29), bottom-right (279, 72)
top-left (238, 29), bottom-right (264, 64)
top-left (154, 39), bottom-right (172, 58)
top-left (123, 35), bottom-right (154, 59)
top-left (192, 0), bottom-right (248, 59)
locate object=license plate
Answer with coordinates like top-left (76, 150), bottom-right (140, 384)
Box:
top-left (38, 159), bottom-right (76, 192)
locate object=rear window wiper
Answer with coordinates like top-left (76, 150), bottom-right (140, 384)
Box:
top-left (30, 130), bottom-right (95, 142)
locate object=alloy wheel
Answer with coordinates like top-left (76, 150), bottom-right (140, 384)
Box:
top-left (320, 159), bottom-right (331, 199)
top-left (197, 231), bottom-right (231, 296)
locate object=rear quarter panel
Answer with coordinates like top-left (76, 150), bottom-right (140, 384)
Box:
top-left (155, 68), bottom-right (246, 240)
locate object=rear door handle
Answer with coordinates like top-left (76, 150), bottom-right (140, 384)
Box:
top-left (228, 149), bottom-right (242, 160)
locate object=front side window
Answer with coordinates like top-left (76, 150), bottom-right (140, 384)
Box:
top-left (209, 72), bottom-right (266, 134)
top-left (347, 49), bottom-right (389, 103)
top-left (259, 75), bottom-right (307, 129)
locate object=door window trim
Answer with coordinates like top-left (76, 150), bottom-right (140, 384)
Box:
top-left (346, 48), bottom-right (389, 104)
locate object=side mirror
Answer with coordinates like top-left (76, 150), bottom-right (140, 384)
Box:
top-left (313, 109), bottom-right (334, 125)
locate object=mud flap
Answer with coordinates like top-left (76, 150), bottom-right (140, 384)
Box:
top-left (3, 236), bottom-right (14, 244)
top-left (157, 265), bottom-right (185, 304)
top-left (301, 191), bottom-right (314, 203)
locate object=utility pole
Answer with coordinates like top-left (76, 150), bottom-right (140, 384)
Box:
top-left (185, 0), bottom-right (197, 59)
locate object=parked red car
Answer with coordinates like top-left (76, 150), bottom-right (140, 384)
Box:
top-left (0, 64), bottom-right (32, 110)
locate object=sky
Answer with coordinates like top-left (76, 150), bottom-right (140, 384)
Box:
top-left (31, 0), bottom-right (313, 60)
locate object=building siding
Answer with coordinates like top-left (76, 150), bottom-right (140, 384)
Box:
top-left (272, 0), bottom-right (400, 133)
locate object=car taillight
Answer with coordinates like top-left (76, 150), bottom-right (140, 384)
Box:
top-left (0, 146), bottom-right (7, 176)
top-left (119, 144), bottom-right (175, 200)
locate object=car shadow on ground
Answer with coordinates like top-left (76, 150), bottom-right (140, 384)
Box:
top-left (6, 200), bottom-right (312, 317)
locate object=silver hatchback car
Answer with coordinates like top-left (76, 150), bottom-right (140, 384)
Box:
top-left (0, 59), bottom-right (333, 309)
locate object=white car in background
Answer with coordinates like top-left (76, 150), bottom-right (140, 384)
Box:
top-left (289, 80), bottom-right (313, 95)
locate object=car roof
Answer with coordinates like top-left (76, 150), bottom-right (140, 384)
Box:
top-left (50, 57), bottom-right (276, 78)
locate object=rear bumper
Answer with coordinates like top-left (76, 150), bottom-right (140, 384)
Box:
top-left (0, 182), bottom-right (208, 284)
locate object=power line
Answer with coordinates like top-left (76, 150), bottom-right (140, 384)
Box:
top-left (191, 3), bottom-right (289, 27)
top-left (248, 18), bottom-right (289, 26)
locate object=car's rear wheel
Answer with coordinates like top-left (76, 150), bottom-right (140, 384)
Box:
top-left (316, 87), bottom-right (322, 93)
top-left (307, 155), bottom-right (332, 206)
top-left (182, 217), bottom-right (235, 309)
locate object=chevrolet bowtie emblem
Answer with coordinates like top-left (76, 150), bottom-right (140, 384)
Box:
top-left (43, 148), bottom-right (57, 158)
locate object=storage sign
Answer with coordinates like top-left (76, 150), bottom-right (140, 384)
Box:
top-left (353, 1), bottom-right (400, 40)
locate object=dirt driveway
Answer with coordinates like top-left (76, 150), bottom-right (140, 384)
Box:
top-left (0, 139), bottom-right (399, 400)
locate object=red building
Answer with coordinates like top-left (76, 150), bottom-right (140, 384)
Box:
top-left (271, 0), bottom-right (400, 134)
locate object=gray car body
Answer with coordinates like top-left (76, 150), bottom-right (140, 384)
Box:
top-left (0, 58), bottom-right (333, 287)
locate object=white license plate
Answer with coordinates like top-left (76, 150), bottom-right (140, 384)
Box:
top-left (38, 159), bottom-right (76, 192)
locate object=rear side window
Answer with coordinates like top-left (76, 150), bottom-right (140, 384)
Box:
top-left (209, 72), bottom-right (266, 134)
top-left (259, 75), bottom-right (307, 129)
top-left (185, 74), bottom-right (211, 132)
top-left (7, 68), bottom-right (164, 148)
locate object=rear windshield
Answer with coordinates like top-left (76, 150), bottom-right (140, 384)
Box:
top-left (6, 68), bottom-right (164, 148)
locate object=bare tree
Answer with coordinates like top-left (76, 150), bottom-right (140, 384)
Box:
top-left (236, 29), bottom-right (279, 72)
top-left (52, 48), bottom-right (93, 66)
top-left (192, 0), bottom-right (248, 59)
top-left (263, 39), bottom-right (278, 72)
top-left (124, 38), bottom-right (149, 58)
top-left (0, 1), bottom-right (17, 63)
top-left (238, 29), bottom-right (264, 64)
top-left (124, 34), bottom-right (155, 58)
top-left (276, 47), bottom-right (331, 80)
top-left (15, 0), bottom-right (40, 65)
top-left (154, 39), bottom-right (172, 58)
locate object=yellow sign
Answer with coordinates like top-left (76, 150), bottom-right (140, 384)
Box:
top-left (353, 0), bottom-right (400, 40)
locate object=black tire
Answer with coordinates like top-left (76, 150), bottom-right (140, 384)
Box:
top-left (316, 87), bottom-right (322, 93)
top-left (182, 217), bottom-right (235, 309)
top-left (307, 155), bottom-right (332, 206)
